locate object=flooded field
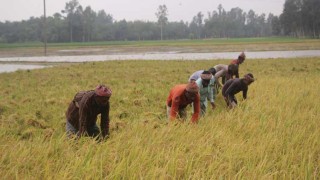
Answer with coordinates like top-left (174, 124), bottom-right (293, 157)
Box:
top-left (1, 50), bottom-right (320, 63)
top-left (1, 50), bottom-right (320, 73)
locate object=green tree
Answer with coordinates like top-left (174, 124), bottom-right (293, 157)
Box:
top-left (226, 7), bottom-right (246, 37)
top-left (114, 20), bottom-right (128, 40)
top-left (246, 10), bottom-right (258, 36)
top-left (166, 21), bottom-right (189, 39)
top-left (280, 0), bottom-right (303, 37)
top-left (204, 4), bottom-right (228, 38)
top-left (61, 0), bottom-right (80, 42)
top-left (192, 12), bottom-right (204, 39)
top-left (155, 4), bottom-right (168, 40)
top-left (73, 5), bottom-right (84, 42)
top-left (46, 13), bottom-right (68, 42)
top-left (82, 6), bottom-right (96, 42)
top-left (302, 0), bottom-right (320, 38)
top-left (268, 14), bottom-right (281, 36)
top-left (93, 10), bottom-right (113, 41)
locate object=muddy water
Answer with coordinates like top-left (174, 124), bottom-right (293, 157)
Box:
top-left (1, 50), bottom-right (320, 73)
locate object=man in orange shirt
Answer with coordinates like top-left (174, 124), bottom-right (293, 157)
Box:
top-left (166, 82), bottom-right (200, 123)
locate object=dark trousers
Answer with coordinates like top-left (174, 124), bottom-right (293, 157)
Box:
top-left (223, 95), bottom-right (237, 107)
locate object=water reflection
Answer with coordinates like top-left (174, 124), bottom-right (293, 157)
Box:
top-left (1, 50), bottom-right (320, 73)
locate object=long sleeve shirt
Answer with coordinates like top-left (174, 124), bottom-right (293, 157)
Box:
top-left (166, 84), bottom-right (200, 123)
top-left (222, 78), bottom-right (248, 100)
top-left (189, 70), bottom-right (204, 81)
top-left (66, 91), bottom-right (110, 137)
top-left (195, 78), bottom-right (215, 103)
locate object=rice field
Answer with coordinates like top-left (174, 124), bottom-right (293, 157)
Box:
top-left (0, 57), bottom-right (319, 179)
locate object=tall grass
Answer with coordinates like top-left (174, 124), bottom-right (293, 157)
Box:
top-left (0, 58), bottom-right (319, 178)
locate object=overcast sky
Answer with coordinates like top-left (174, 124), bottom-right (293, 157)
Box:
top-left (0, 0), bottom-right (285, 22)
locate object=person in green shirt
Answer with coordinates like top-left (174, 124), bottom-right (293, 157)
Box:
top-left (195, 71), bottom-right (216, 115)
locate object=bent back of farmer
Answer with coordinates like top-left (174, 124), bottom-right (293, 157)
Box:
top-left (195, 71), bottom-right (216, 115)
top-left (66, 84), bottom-right (112, 139)
top-left (188, 68), bottom-right (216, 83)
top-left (222, 73), bottom-right (254, 109)
top-left (166, 82), bottom-right (200, 123)
top-left (230, 52), bottom-right (246, 78)
top-left (214, 64), bottom-right (238, 86)
top-left (231, 52), bottom-right (246, 65)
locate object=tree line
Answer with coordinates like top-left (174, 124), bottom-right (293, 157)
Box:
top-left (0, 0), bottom-right (319, 43)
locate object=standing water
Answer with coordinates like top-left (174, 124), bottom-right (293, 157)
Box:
top-left (1, 50), bottom-right (320, 73)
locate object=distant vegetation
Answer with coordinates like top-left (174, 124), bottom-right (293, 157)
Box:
top-left (0, 58), bottom-right (319, 178)
top-left (0, 0), bottom-right (319, 43)
top-left (0, 37), bottom-right (316, 48)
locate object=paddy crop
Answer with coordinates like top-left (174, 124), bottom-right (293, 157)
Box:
top-left (0, 58), bottom-right (319, 179)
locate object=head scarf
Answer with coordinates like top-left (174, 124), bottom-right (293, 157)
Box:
top-left (95, 84), bottom-right (112, 97)
top-left (186, 82), bottom-right (199, 93)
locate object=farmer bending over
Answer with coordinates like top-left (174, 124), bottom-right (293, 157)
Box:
top-left (188, 67), bottom-right (216, 82)
top-left (222, 73), bottom-right (255, 109)
top-left (66, 84), bottom-right (112, 139)
top-left (195, 71), bottom-right (216, 115)
top-left (214, 64), bottom-right (239, 87)
top-left (230, 52), bottom-right (246, 78)
top-left (166, 82), bottom-right (200, 123)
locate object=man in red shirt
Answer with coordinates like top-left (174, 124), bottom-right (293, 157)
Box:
top-left (230, 52), bottom-right (246, 78)
top-left (166, 82), bottom-right (200, 123)
top-left (231, 52), bottom-right (246, 65)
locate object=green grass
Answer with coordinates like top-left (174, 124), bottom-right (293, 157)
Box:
top-left (1, 37), bottom-right (320, 57)
top-left (0, 58), bottom-right (319, 178)
top-left (0, 37), bottom-right (319, 48)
